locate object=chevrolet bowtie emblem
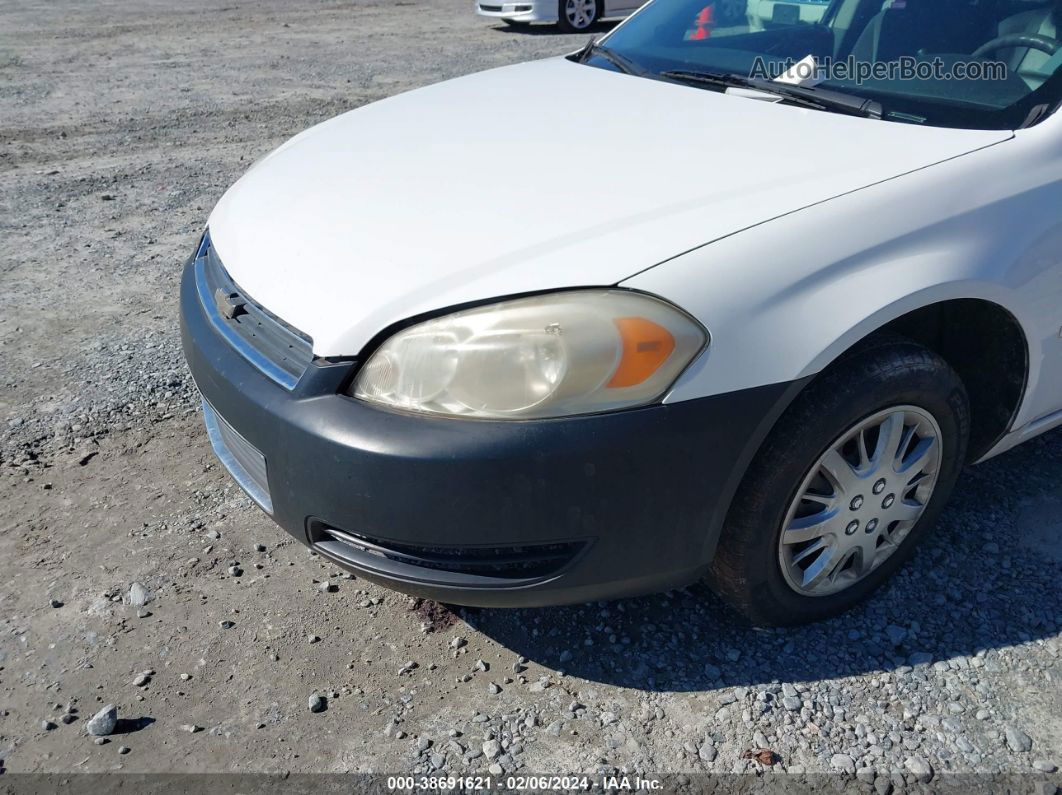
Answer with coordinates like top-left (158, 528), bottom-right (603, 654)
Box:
top-left (214, 288), bottom-right (246, 320)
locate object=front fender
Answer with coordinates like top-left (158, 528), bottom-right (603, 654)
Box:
top-left (629, 127), bottom-right (1062, 432)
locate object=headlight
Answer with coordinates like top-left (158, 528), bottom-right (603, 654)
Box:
top-left (350, 290), bottom-right (708, 419)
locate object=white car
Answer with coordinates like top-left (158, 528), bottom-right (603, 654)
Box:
top-left (182, 0), bottom-right (1062, 625)
top-left (475, 0), bottom-right (641, 33)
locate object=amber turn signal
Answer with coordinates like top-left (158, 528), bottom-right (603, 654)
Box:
top-left (608, 316), bottom-right (677, 388)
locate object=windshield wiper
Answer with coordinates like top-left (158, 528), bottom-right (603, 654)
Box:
top-left (661, 69), bottom-right (883, 120)
top-left (577, 39), bottom-right (645, 76)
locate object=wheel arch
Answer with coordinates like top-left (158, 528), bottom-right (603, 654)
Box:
top-left (681, 287), bottom-right (1032, 572)
top-left (794, 293), bottom-right (1029, 463)
top-left (700, 294), bottom-right (1027, 592)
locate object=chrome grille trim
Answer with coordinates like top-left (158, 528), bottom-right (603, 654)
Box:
top-left (193, 233), bottom-right (312, 390)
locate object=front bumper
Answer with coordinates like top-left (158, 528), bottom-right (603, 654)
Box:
top-left (180, 252), bottom-right (798, 607)
top-left (474, 1), bottom-right (556, 23)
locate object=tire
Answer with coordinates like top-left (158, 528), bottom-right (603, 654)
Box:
top-left (707, 334), bottom-right (970, 626)
top-left (556, 0), bottom-right (601, 33)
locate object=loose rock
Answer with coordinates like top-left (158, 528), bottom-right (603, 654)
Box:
top-left (1005, 726), bottom-right (1033, 753)
top-left (127, 583), bottom-right (152, 608)
top-left (830, 754), bottom-right (856, 775)
top-left (904, 756), bottom-right (933, 782)
top-left (86, 705), bottom-right (118, 737)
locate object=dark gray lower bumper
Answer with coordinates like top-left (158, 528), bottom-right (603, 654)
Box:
top-left (180, 254), bottom-right (803, 606)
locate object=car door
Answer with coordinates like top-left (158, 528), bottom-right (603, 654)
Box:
top-left (1022, 222), bottom-right (1062, 428)
top-left (1011, 119), bottom-right (1062, 434)
top-left (604, 0), bottom-right (645, 15)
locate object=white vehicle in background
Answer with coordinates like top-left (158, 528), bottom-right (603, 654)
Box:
top-left (474, 0), bottom-right (642, 33)
top-left (473, 0), bottom-right (822, 35)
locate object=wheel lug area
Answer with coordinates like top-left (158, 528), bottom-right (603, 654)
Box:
top-left (845, 520), bottom-right (860, 536)
top-left (872, 478), bottom-right (887, 495)
top-left (882, 494), bottom-right (896, 510)
top-left (865, 518), bottom-right (879, 534)
top-left (849, 495), bottom-right (865, 511)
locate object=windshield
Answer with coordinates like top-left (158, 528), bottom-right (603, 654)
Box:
top-left (589, 0), bottom-right (1062, 129)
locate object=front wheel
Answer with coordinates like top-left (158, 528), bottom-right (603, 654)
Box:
top-left (557, 0), bottom-right (601, 32)
top-left (708, 335), bottom-right (970, 626)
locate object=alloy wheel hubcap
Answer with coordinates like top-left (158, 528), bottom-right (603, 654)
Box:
top-left (778, 406), bottom-right (943, 597)
top-left (566, 0), bottom-right (597, 28)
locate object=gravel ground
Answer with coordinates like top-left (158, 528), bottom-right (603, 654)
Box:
top-left (1, 0), bottom-right (1060, 790)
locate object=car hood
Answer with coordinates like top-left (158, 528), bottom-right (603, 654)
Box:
top-left (208, 57), bottom-right (1011, 356)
